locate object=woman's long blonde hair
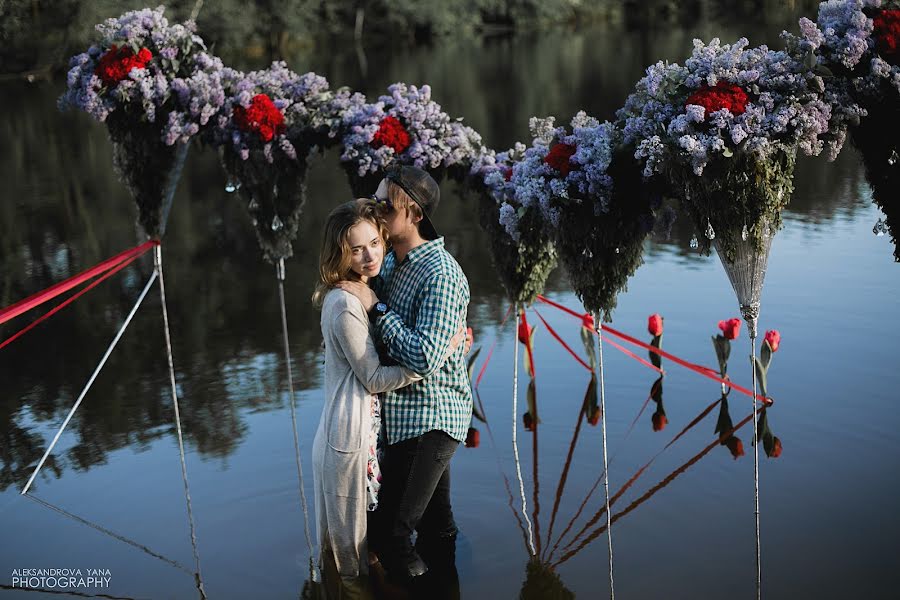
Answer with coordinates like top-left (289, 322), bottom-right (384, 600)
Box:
top-left (312, 199), bottom-right (389, 308)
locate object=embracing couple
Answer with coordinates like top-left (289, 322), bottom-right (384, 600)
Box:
top-left (311, 165), bottom-right (472, 598)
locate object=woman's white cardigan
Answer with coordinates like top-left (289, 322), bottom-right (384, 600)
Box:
top-left (312, 289), bottom-right (420, 579)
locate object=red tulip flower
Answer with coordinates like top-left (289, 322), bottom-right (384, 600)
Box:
top-left (518, 318), bottom-right (533, 345)
top-left (718, 318), bottom-right (742, 340)
top-left (587, 405), bottom-right (600, 426)
top-left (771, 436), bottom-right (782, 458)
top-left (725, 436), bottom-right (745, 459)
top-left (523, 412), bottom-right (535, 432)
top-left (651, 411), bottom-right (667, 432)
top-left (465, 427), bottom-right (480, 448)
top-left (764, 329), bottom-right (780, 353)
top-left (581, 313), bottom-right (595, 332)
top-left (647, 314), bottom-right (664, 337)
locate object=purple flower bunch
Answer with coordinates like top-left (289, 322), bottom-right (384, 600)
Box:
top-left (339, 83), bottom-right (482, 177)
top-left (494, 113), bottom-right (620, 241)
top-left (211, 61), bottom-right (361, 163)
top-left (618, 37), bottom-right (834, 177)
top-left (58, 6), bottom-right (224, 146)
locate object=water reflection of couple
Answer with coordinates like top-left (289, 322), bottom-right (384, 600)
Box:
top-left (311, 166), bottom-right (472, 598)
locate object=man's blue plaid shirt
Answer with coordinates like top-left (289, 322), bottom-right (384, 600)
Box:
top-left (373, 238), bottom-right (473, 445)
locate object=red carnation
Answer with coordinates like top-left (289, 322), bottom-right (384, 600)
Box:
top-left (725, 436), bottom-right (745, 460)
top-left (874, 10), bottom-right (900, 65)
top-left (647, 314), bottom-right (664, 337)
top-left (544, 143), bottom-right (577, 177)
top-left (95, 45), bottom-right (153, 87)
top-left (764, 329), bottom-right (781, 353)
top-left (371, 116), bottom-right (411, 154)
top-left (233, 94), bottom-right (286, 143)
top-left (718, 318), bottom-right (742, 340)
top-left (651, 411), bottom-right (667, 432)
top-left (685, 81), bottom-right (749, 119)
top-left (465, 427), bottom-right (480, 448)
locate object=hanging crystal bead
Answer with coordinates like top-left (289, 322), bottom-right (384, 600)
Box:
top-left (889, 150), bottom-right (898, 166)
top-left (705, 220), bottom-right (716, 240)
top-left (741, 224), bottom-right (749, 241)
top-left (248, 198), bottom-right (259, 211)
top-left (874, 218), bottom-right (886, 236)
top-left (614, 247), bottom-right (620, 254)
top-left (690, 236), bottom-right (699, 249)
top-left (225, 179), bottom-right (236, 193)
top-left (271, 215), bottom-right (284, 231)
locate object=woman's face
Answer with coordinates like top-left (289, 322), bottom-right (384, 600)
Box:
top-left (346, 220), bottom-right (384, 281)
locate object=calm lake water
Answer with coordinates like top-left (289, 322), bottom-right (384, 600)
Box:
top-left (2, 6), bottom-right (900, 599)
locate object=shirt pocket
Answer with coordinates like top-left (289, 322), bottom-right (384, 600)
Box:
top-left (326, 387), bottom-right (367, 454)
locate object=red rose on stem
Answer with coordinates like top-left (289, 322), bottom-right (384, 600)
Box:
top-left (718, 318), bottom-right (742, 340)
top-left (651, 411), bottom-right (667, 432)
top-left (725, 436), bottom-right (745, 459)
top-left (465, 427), bottom-right (480, 448)
top-left (544, 143), bottom-right (577, 176)
top-left (371, 115), bottom-right (411, 154)
top-left (95, 45), bottom-right (153, 87)
top-left (233, 94), bottom-right (286, 143)
top-left (764, 329), bottom-right (781, 353)
top-left (685, 81), bottom-right (749, 119)
top-left (874, 10), bottom-right (900, 65)
top-left (647, 314), bottom-right (664, 337)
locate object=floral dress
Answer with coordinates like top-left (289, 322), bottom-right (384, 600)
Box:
top-left (366, 394), bottom-right (385, 512)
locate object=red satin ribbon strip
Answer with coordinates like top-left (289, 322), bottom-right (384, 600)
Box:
top-left (600, 333), bottom-right (664, 375)
top-left (535, 294), bottom-right (773, 406)
top-left (474, 304), bottom-right (514, 388)
top-left (0, 240), bottom-right (159, 326)
top-left (531, 308), bottom-right (593, 373)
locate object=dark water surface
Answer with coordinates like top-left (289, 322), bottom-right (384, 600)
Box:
top-left (2, 7), bottom-right (899, 599)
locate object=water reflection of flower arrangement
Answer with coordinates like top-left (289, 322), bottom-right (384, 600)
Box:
top-left (617, 37), bottom-right (833, 261)
top-left (470, 143), bottom-right (558, 306)
top-left (59, 6), bottom-right (225, 237)
top-left (339, 83), bottom-right (482, 195)
top-left (754, 329), bottom-right (783, 457)
top-left (792, 0), bottom-right (900, 261)
top-left (212, 62), bottom-right (354, 261)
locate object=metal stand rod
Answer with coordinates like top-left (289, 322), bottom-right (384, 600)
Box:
top-left (155, 246), bottom-right (207, 600)
top-left (21, 271), bottom-right (158, 495)
top-left (276, 259), bottom-right (315, 573)
top-left (595, 313), bottom-right (615, 600)
top-left (750, 326), bottom-right (761, 600)
top-left (512, 306), bottom-right (536, 556)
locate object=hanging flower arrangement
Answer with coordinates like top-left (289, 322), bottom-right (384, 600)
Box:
top-left (58, 6), bottom-right (225, 237)
top-left (339, 83), bottom-right (482, 195)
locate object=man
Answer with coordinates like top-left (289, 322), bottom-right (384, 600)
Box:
top-left (338, 165), bottom-right (471, 582)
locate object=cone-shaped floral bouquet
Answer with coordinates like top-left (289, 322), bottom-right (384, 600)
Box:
top-left (512, 113), bottom-right (671, 321)
top-left (339, 83), bottom-right (483, 196)
top-left (212, 62), bottom-right (355, 262)
top-left (792, 0), bottom-right (900, 261)
top-left (470, 143), bottom-right (558, 307)
top-left (59, 7), bottom-right (224, 238)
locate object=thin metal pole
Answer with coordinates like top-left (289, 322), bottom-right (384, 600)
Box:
top-left (276, 259), bottom-right (315, 571)
top-left (155, 245), bottom-right (207, 600)
top-left (595, 312), bottom-right (615, 600)
top-left (21, 271), bottom-right (158, 495)
top-left (750, 325), bottom-right (761, 600)
top-left (512, 306), bottom-right (536, 556)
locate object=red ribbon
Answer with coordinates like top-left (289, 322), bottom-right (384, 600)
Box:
top-left (536, 294), bottom-right (773, 406)
top-left (600, 333), bottom-right (664, 375)
top-left (520, 310), bottom-right (536, 378)
top-left (0, 240), bottom-right (159, 326)
top-left (474, 304), bottom-right (514, 388)
top-left (531, 308), bottom-right (593, 373)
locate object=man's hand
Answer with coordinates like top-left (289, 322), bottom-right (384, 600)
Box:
top-left (464, 327), bottom-right (474, 355)
top-left (336, 280), bottom-right (379, 311)
top-left (448, 325), bottom-right (466, 356)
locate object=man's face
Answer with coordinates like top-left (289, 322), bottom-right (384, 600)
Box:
top-left (375, 178), bottom-right (416, 241)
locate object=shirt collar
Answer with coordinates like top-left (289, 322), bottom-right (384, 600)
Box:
top-left (398, 237), bottom-right (444, 265)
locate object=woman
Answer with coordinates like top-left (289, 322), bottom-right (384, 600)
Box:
top-left (311, 199), bottom-right (461, 597)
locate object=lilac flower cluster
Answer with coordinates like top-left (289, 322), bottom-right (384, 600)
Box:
top-left (58, 6), bottom-right (224, 146)
top-left (491, 113), bottom-right (620, 241)
top-left (618, 37), bottom-right (834, 177)
top-left (339, 83), bottom-right (482, 176)
top-left (794, 1), bottom-right (900, 130)
top-left (211, 61), bottom-right (359, 163)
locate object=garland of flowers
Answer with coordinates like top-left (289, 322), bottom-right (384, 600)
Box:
top-left (340, 83), bottom-right (483, 196)
top-left (792, 0), bottom-right (900, 261)
top-left (470, 144), bottom-right (558, 306)
top-left (59, 6), bottom-right (225, 237)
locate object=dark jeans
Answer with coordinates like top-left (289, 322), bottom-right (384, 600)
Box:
top-left (373, 430), bottom-right (459, 567)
